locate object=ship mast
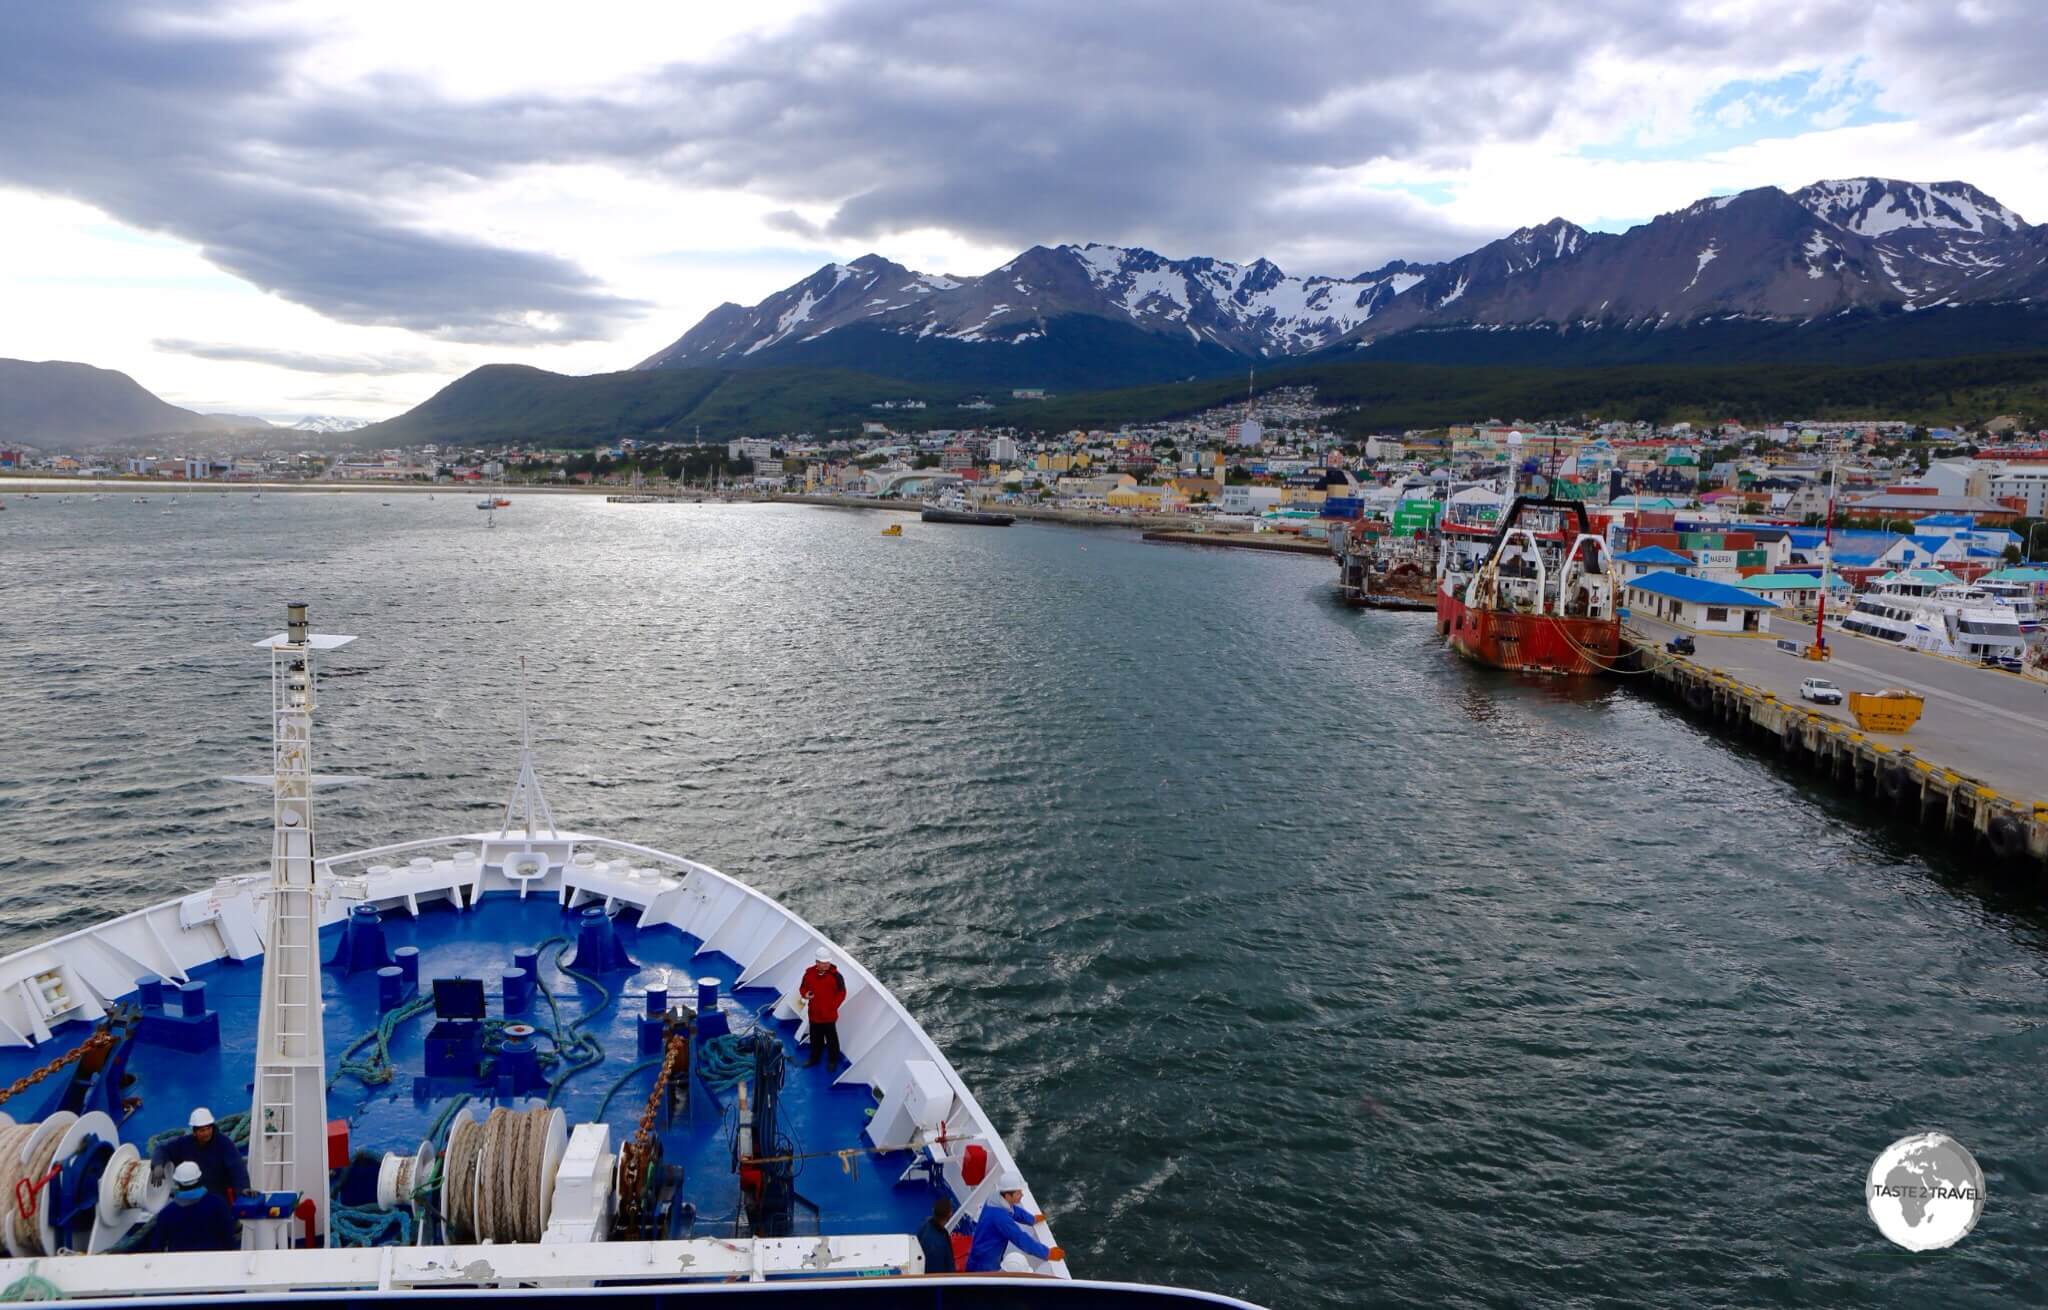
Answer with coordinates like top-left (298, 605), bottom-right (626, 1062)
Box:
top-left (247, 602), bottom-right (354, 1248)
top-left (1814, 444), bottom-right (1839, 654)
top-left (500, 657), bottom-right (557, 839)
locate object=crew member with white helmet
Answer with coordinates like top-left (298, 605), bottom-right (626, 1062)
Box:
top-left (798, 947), bottom-right (848, 1072)
top-left (963, 1171), bottom-right (1064, 1272)
top-left (144, 1161), bottom-right (238, 1252)
top-left (149, 1106), bottom-right (249, 1199)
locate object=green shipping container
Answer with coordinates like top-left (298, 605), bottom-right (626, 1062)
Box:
top-left (1736, 549), bottom-right (1767, 567)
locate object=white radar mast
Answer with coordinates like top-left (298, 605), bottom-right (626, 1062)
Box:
top-left (245, 602), bottom-right (354, 1248)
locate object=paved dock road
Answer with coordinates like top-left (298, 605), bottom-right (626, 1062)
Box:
top-left (1629, 615), bottom-right (2048, 805)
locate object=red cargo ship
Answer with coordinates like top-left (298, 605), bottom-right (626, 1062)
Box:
top-left (1435, 494), bottom-right (1621, 675)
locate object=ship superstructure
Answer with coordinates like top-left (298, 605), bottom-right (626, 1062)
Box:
top-left (1435, 495), bottom-right (1620, 675)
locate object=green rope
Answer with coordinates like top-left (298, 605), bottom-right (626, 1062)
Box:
top-left (330, 992), bottom-right (435, 1088)
top-left (595, 1058), bottom-right (664, 1120)
top-left (426, 1094), bottom-right (470, 1149)
top-left (331, 1204), bottom-right (411, 1247)
top-left (143, 1111), bottom-right (249, 1157)
top-left (531, 937), bottom-right (613, 1106)
top-left (697, 1034), bottom-right (756, 1092)
top-left (0, 1264), bottom-right (63, 1302)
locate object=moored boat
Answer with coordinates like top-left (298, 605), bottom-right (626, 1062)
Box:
top-left (1435, 494), bottom-right (1620, 674)
top-left (920, 490), bottom-right (1012, 527)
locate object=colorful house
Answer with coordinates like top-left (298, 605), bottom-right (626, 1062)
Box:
top-left (1624, 571), bottom-right (1780, 633)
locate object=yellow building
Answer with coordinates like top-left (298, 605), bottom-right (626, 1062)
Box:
top-left (1105, 485), bottom-right (1165, 511)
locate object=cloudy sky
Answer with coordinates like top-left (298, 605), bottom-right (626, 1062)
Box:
top-left (5, 0), bottom-right (2047, 421)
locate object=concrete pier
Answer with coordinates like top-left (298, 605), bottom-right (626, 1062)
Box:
top-left (1626, 616), bottom-right (2048, 871)
top-left (1141, 530), bottom-right (1329, 556)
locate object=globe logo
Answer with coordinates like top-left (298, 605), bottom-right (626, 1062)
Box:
top-left (1866, 1133), bottom-right (1984, 1251)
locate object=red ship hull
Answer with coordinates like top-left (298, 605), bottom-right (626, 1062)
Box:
top-left (1436, 586), bottom-right (1621, 675)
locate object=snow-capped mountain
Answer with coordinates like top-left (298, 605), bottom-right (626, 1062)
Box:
top-left (1792, 179), bottom-right (2021, 237)
top-left (289, 415), bottom-right (373, 433)
top-left (633, 244), bottom-right (1435, 367)
top-left (635, 177), bottom-right (2048, 383)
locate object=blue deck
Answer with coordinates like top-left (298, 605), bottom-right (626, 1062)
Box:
top-left (0, 893), bottom-right (928, 1241)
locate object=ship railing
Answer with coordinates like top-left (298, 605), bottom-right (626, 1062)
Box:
top-left (0, 1246), bottom-right (1253, 1302)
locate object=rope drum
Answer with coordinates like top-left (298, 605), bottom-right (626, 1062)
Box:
top-left (105, 1154), bottom-right (148, 1212)
top-left (0, 1114), bottom-right (74, 1258)
top-left (441, 1106), bottom-right (557, 1244)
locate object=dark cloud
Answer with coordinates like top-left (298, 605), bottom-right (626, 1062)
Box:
top-left (600, 0), bottom-right (1839, 271)
top-left (151, 338), bottom-right (443, 375)
top-left (0, 5), bottom-right (644, 345)
top-left (762, 210), bottom-right (826, 241)
top-left (9, 0), bottom-right (2031, 333)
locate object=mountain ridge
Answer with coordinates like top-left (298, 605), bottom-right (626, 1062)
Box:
top-left (634, 178), bottom-right (2048, 386)
top-left (0, 358), bottom-right (269, 450)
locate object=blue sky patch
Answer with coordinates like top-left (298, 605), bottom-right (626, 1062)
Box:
top-left (1369, 181), bottom-right (1456, 207)
top-left (1582, 65), bottom-right (1902, 163)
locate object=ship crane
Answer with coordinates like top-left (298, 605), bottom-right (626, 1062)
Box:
top-left (242, 602), bottom-right (355, 1248)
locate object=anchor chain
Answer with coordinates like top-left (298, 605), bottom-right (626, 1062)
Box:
top-left (616, 1025), bottom-right (687, 1239)
top-left (0, 1031), bottom-right (114, 1107)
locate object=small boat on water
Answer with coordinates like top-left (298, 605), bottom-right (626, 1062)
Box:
top-left (881, 523), bottom-right (902, 537)
top-left (1435, 493), bottom-right (1620, 674)
top-left (920, 490), bottom-right (1013, 527)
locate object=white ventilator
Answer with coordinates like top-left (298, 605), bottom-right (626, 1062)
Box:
top-left (245, 602), bottom-right (354, 1248)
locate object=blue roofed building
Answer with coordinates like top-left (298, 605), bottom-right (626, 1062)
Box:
top-left (1734, 572), bottom-right (1850, 612)
top-left (1624, 570), bottom-right (1780, 634)
top-left (1879, 534), bottom-right (1971, 569)
top-left (1614, 545), bottom-right (1694, 582)
top-left (1912, 512), bottom-right (1977, 536)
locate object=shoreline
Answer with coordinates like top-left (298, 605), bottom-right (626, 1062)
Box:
top-left (0, 476), bottom-right (654, 496)
top-left (770, 491), bottom-right (1275, 536)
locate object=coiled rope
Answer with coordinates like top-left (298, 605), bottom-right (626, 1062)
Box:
top-left (3, 1115), bottom-right (75, 1257)
top-left (0, 1261), bottom-right (63, 1302)
top-left (331, 1204), bottom-right (410, 1248)
top-left (697, 1035), bottom-right (757, 1093)
top-left (442, 1106), bottom-right (552, 1244)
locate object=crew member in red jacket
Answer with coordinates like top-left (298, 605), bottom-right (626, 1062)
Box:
top-left (799, 948), bottom-right (847, 1070)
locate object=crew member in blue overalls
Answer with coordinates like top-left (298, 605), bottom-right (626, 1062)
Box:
top-left (963, 1172), bottom-right (1065, 1272)
top-left (150, 1107), bottom-right (249, 1200)
top-left (146, 1162), bottom-right (239, 1252)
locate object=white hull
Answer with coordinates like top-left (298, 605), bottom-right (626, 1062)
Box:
top-left (0, 830), bottom-right (1072, 1298)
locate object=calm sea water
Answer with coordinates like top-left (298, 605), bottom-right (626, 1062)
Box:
top-left (0, 492), bottom-right (2042, 1306)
